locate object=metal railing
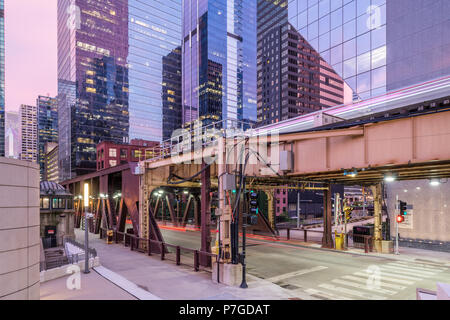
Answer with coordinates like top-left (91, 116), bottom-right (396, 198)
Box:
top-left (138, 119), bottom-right (253, 163)
top-left (100, 228), bottom-right (216, 272)
top-left (279, 227), bottom-right (374, 253)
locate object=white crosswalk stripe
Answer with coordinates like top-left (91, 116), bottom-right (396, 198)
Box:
top-left (380, 265), bottom-right (435, 277)
top-left (341, 275), bottom-right (407, 291)
top-left (305, 288), bottom-right (353, 300)
top-left (353, 271), bottom-right (416, 285)
top-left (331, 279), bottom-right (397, 295)
top-left (318, 283), bottom-right (387, 300)
top-left (388, 261), bottom-right (447, 272)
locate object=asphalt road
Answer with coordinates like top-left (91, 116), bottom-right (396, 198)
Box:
top-left (160, 228), bottom-right (450, 300)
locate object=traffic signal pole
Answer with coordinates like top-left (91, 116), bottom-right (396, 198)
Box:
top-left (395, 194), bottom-right (399, 255)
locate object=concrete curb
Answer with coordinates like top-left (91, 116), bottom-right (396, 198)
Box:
top-left (93, 266), bottom-right (161, 300)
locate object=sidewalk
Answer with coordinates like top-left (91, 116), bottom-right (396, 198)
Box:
top-left (276, 229), bottom-right (450, 266)
top-left (74, 229), bottom-right (302, 300)
top-left (40, 268), bottom-right (137, 300)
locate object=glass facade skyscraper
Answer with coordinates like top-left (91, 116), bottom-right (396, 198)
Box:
top-left (257, 0), bottom-right (346, 126)
top-left (128, 0), bottom-right (182, 142)
top-left (58, 0), bottom-right (183, 180)
top-left (288, 1), bottom-right (450, 101)
top-left (288, 0), bottom-right (387, 100)
top-left (38, 96), bottom-right (58, 180)
top-left (0, 0), bottom-right (5, 157)
top-left (58, 0), bottom-right (130, 180)
top-left (182, 0), bottom-right (257, 128)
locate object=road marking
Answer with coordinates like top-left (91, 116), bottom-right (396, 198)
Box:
top-left (331, 279), bottom-right (397, 295)
top-left (341, 275), bottom-right (406, 291)
top-left (388, 261), bottom-right (447, 272)
top-left (266, 266), bottom-right (328, 283)
top-left (305, 288), bottom-right (353, 300)
top-left (381, 265), bottom-right (435, 277)
top-left (318, 283), bottom-right (387, 300)
top-left (354, 271), bottom-right (416, 284)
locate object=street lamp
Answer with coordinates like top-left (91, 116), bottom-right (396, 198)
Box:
top-left (430, 179), bottom-right (441, 186)
top-left (83, 183), bottom-right (90, 274)
top-left (384, 173), bottom-right (396, 183)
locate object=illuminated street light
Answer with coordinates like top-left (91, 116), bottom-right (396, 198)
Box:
top-left (384, 173), bottom-right (396, 183)
top-left (430, 179), bottom-right (441, 186)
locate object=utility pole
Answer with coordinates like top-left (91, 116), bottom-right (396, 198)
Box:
top-left (296, 190), bottom-right (300, 229)
top-left (395, 194), bottom-right (399, 255)
top-left (83, 183), bottom-right (90, 274)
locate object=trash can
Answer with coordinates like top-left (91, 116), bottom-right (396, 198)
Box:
top-left (335, 232), bottom-right (345, 250)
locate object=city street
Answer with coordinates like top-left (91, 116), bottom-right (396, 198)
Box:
top-left (160, 228), bottom-right (450, 300)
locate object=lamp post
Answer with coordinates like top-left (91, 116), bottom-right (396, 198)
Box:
top-left (83, 183), bottom-right (90, 274)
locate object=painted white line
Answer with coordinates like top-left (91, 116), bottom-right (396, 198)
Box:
top-left (94, 266), bottom-right (161, 300)
top-left (318, 283), bottom-right (387, 300)
top-left (305, 288), bottom-right (353, 300)
top-left (331, 279), bottom-right (397, 295)
top-left (389, 261), bottom-right (447, 272)
top-left (341, 275), bottom-right (406, 291)
top-left (354, 272), bottom-right (415, 285)
top-left (266, 266), bottom-right (328, 283)
top-left (381, 265), bottom-right (435, 277)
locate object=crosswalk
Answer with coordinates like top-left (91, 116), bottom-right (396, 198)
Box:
top-left (303, 260), bottom-right (448, 300)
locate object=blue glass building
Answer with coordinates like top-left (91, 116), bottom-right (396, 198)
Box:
top-left (182, 0), bottom-right (257, 128)
top-left (128, 0), bottom-right (182, 142)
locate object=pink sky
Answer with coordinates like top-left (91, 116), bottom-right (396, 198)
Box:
top-left (5, 0), bottom-right (57, 112)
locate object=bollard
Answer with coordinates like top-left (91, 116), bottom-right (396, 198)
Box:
top-left (148, 239), bottom-right (152, 256)
top-left (304, 230), bottom-right (308, 242)
top-left (160, 243), bottom-right (165, 260)
top-left (130, 236), bottom-right (134, 251)
top-left (287, 228), bottom-right (290, 240)
top-left (114, 230), bottom-right (117, 243)
top-left (176, 246), bottom-right (181, 265)
top-left (194, 250), bottom-right (199, 272)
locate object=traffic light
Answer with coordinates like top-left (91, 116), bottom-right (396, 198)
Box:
top-left (247, 191), bottom-right (259, 225)
top-left (399, 201), bottom-right (408, 215)
top-left (249, 191), bottom-right (258, 215)
top-left (344, 206), bottom-right (352, 222)
top-left (396, 215), bottom-right (404, 223)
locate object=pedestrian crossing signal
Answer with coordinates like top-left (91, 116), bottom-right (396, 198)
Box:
top-left (396, 215), bottom-right (404, 223)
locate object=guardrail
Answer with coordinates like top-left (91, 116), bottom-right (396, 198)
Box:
top-left (100, 228), bottom-right (217, 273)
top-left (279, 227), bottom-right (374, 253)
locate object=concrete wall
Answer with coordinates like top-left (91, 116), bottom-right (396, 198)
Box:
top-left (386, 179), bottom-right (450, 247)
top-left (0, 158), bottom-right (40, 300)
top-left (387, 0), bottom-right (450, 90)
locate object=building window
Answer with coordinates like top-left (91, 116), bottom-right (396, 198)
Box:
top-left (109, 160), bottom-right (117, 167)
top-left (120, 149), bottom-right (127, 159)
top-left (42, 197), bottom-right (50, 209)
top-left (109, 148), bottom-right (117, 157)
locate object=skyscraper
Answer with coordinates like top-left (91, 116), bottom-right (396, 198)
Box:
top-left (257, 0), bottom-right (346, 126)
top-left (182, 0), bottom-right (257, 128)
top-left (0, 0), bottom-right (5, 157)
top-left (57, 0), bottom-right (129, 180)
top-left (287, 0), bottom-right (450, 101)
top-left (127, 0), bottom-right (182, 142)
top-left (5, 111), bottom-right (20, 159)
top-left (20, 104), bottom-right (38, 163)
top-left (37, 96), bottom-right (58, 180)
top-left (58, 0), bottom-right (184, 180)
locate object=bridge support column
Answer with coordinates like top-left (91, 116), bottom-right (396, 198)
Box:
top-left (371, 183), bottom-right (383, 253)
top-left (200, 161), bottom-right (211, 267)
top-left (266, 190), bottom-right (275, 230)
top-left (322, 185), bottom-right (333, 249)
